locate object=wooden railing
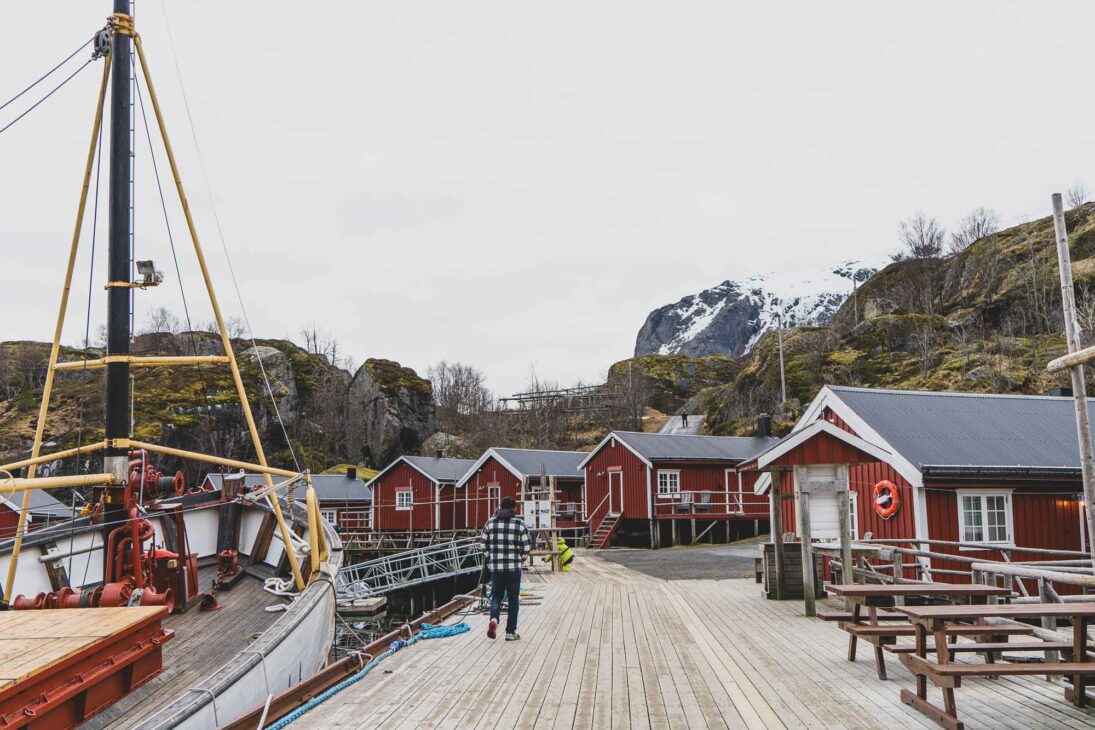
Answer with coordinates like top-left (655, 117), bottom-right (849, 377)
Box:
top-left (652, 490), bottom-right (768, 519)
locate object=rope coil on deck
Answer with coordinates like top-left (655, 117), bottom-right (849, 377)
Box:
top-left (264, 622), bottom-right (470, 729)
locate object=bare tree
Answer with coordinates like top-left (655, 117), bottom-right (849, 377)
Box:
top-left (427, 360), bottom-right (494, 436)
top-left (142, 307), bottom-right (180, 334)
top-left (1067, 182), bottom-right (1089, 210)
top-left (949, 207), bottom-right (999, 254)
top-left (1078, 284), bottom-right (1095, 347)
top-left (896, 212), bottom-right (946, 260)
top-left (911, 324), bottom-right (936, 377)
top-left (894, 212), bottom-right (945, 315)
top-left (299, 324), bottom-right (350, 368)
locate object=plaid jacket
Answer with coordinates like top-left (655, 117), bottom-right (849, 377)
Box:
top-left (480, 513), bottom-right (531, 572)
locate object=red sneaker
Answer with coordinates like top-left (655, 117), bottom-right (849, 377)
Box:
top-left (487, 618), bottom-right (498, 640)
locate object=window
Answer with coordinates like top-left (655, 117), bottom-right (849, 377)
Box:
top-left (958, 492), bottom-right (1012, 544)
top-left (657, 470), bottom-right (680, 496)
top-left (396, 490), bottom-right (413, 511)
top-left (320, 509), bottom-right (338, 525)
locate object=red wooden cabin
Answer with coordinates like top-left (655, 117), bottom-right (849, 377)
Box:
top-left (580, 431), bottom-right (780, 548)
top-left (367, 456), bottom-right (475, 533)
top-left (0, 489), bottom-right (71, 539)
top-left (456, 448), bottom-right (587, 532)
top-left (751, 385), bottom-right (1093, 583)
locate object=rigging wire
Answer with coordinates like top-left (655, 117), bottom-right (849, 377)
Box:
top-left (131, 62), bottom-right (213, 407)
top-left (71, 99), bottom-right (106, 579)
top-left (0, 36), bottom-right (94, 114)
top-left (0, 59), bottom-right (94, 137)
top-left (158, 0), bottom-right (301, 472)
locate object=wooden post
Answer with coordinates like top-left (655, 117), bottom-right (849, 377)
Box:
top-left (800, 488), bottom-right (816, 617)
top-left (1051, 192), bottom-right (1095, 568)
top-left (771, 471), bottom-right (784, 600)
top-left (837, 469), bottom-right (853, 587)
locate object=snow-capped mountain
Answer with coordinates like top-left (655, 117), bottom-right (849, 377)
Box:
top-left (634, 260), bottom-right (877, 359)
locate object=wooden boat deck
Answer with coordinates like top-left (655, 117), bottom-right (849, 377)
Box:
top-left (299, 550), bottom-right (1095, 729)
top-left (0, 606), bottom-right (166, 692)
top-left (82, 567), bottom-right (282, 729)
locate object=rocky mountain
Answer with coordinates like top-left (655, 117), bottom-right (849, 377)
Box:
top-left (697, 204), bottom-right (1095, 436)
top-left (0, 333), bottom-right (437, 479)
top-left (635, 261), bottom-right (877, 359)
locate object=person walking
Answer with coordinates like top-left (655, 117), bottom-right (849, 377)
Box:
top-left (480, 496), bottom-right (530, 641)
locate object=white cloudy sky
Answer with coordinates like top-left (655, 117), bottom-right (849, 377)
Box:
top-left (3, 1), bottom-right (1094, 396)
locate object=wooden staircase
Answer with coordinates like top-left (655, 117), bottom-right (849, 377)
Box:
top-left (590, 513), bottom-right (621, 549)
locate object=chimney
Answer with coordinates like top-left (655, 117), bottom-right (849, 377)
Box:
top-left (347, 466), bottom-right (357, 480)
top-left (758, 413), bottom-right (772, 438)
top-left (436, 448), bottom-right (444, 459)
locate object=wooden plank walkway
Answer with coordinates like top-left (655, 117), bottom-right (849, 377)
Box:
top-left (298, 550), bottom-right (1095, 729)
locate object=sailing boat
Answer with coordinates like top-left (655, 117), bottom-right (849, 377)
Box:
top-left (0, 3), bottom-right (342, 727)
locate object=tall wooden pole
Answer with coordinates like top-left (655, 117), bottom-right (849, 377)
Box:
top-left (776, 312), bottom-right (788, 405)
top-left (1050, 193), bottom-right (1095, 566)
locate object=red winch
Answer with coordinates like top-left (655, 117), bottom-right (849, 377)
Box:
top-left (13, 452), bottom-right (200, 614)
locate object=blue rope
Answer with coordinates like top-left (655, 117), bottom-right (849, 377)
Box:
top-left (265, 622), bottom-right (470, 729)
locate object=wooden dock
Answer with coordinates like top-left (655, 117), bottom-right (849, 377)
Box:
top-left (298, 551), bottom-right (1095, 729)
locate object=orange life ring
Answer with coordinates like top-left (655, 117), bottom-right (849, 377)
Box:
top-left (872, 480), bottom-right (900, 520)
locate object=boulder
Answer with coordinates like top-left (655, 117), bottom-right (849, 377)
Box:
top-left (347, 359), bottom-right (436, 468)
top-left (241, 345), bottom-right (299, 427)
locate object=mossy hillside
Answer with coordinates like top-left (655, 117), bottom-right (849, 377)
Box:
top-left (364, 358), bottom-right (432, 398)
top-left (607, 353), bottom-right (739, 413)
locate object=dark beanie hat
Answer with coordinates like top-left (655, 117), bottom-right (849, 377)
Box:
top-left (501, 496), bottom-right (516, 510)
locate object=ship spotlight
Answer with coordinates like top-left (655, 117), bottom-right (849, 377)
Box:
top-left (136, 260), bottom-right (164, 287)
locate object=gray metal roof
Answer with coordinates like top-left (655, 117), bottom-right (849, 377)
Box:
top-left (1, 489), bottom-right (73, 519)
top-left (613, 431), bottom-right (781, 462)
top-left (828, 385), bottom-right (1095, 472)
top-left (401, 456), bottom-right (477, 484)
top-left (491, 448), bottom-right (586, 479)
top-left (204, 472), bottom-right (372, 503)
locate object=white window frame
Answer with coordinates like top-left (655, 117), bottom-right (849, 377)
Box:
top-left (849, 491), bottom-right (858, 541)
top-left (395, 489), bottom-right (413, 511)
top-left (956, 490), bottom-right (1013, 549)
top-left (656, 469), bottom-right (681, 498)
top-left (320, 509), bottom-right (338, 525)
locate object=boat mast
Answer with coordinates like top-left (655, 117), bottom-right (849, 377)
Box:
top-left (104, 0), bottom-right (132, 484)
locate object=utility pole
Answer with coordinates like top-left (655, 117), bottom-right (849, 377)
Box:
top-left (776, 311), bottom-right (788, 405)
top-left (1049, 192), bottom-right (1095, 566)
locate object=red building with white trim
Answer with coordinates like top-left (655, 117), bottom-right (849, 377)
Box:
top-left (579, 431), bottom-right (780, 548)
top-left (366, 456), bottom-right (475, 534)
top-left (0, 489), bottom-right (71, 540)
top-left (750, 386), bottom-right (1092, 582)
top-left (456, 448), bottom-right (587, 531)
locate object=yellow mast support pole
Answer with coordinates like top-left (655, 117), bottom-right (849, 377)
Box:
top-left (306, 485), bottom-right (321, 581)
top-left (2, 55), bottom-right (112, 605)
top-left (131, 33), bottom-right (305, 591)
top-left (0, 473), bottom-right (117, 493)
top-left (0, 440), bottom-right (108, 473)
top-left (128, 440), bottom-right (300, 479)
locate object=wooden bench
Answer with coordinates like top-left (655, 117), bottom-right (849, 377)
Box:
top-left (887, 640), bottom-right (1075, 655)
top-left (898, 602), bottom-right (1095, 730)
top-left (817, 610), bottom-right (904, 622)
top-left (846, 624), bottom-right (1032, 638)
top-left (824, 583), bottom-right (1014, 681)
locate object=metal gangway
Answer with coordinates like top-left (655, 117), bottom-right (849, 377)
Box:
top-left (336, 536), bottom-right (484, 600)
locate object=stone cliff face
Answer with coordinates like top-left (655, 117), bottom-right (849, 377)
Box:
top-left (0, 335), bottom-right (437, 476)
top-left (347, 359), bottom-right (437, 468)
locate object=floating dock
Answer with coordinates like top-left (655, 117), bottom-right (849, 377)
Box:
top-left (293, 551), bottom-right (1095, 729)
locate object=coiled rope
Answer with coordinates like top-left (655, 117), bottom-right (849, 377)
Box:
top-left (265, 622), bottom-right (470, 729)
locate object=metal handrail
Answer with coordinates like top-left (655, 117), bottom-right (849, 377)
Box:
top-left (336, 536), bottom-right (484, 600)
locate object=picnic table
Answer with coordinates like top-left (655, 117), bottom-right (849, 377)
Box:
top-left (824, 583), bottom-right (1014, 680)
top-left (897, 602), bottom-right (1095, 730)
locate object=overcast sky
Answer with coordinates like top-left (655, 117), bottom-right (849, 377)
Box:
top-left (3, 1), bottom-right (1094, 396)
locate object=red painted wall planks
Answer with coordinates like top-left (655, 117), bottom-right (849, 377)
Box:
top-left (371, 461), bottom-right (438, 531)
top-left (460, 455), bottom-right (522, 530)
top-left (583, 438), bottom-right (650, 532)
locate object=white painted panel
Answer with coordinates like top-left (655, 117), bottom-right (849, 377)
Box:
top-left (238, 510), bottom-right (263, 558)
top-left (805, 465), bottom-right (841, 540)
top-left (183, 508), bottom-right (221, 557)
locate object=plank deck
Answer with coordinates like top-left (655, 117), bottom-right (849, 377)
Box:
top-left (296, 550), bottom-right (1095, 729)
top-left (0, 606), bottom-right (165, 691)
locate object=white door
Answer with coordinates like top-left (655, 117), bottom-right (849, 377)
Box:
top-left (798, 465), bottom-right (853, 541)
top-left (608, 471), bottom-right (624, 515)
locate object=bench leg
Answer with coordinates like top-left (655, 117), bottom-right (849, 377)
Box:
top-left (847, 602), bottom-right (860, 662)
top-left (874, 642), bottom-right (888, 681)
top-left (901, 689), bottom-right (964, 730)
top-left (1073, 617), bottom-right (1087, 708)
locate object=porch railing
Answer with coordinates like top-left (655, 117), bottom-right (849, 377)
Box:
top-left (652, 490), bottom-right (768, 518)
